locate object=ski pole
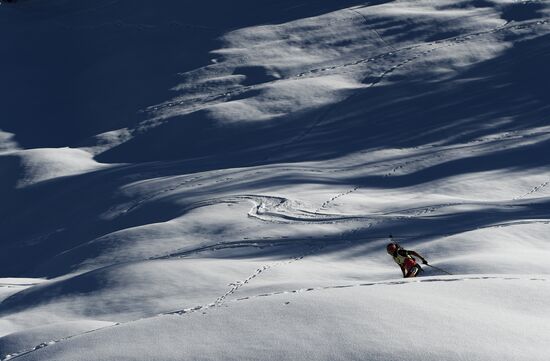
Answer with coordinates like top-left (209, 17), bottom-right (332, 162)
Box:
top-left (425, 264), bottom-right (453, 275)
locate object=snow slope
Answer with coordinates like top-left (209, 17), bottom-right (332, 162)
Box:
top-left (7, 277), bottom-right (550, 361)
top-left (1, 0), bottom-right (549, 360)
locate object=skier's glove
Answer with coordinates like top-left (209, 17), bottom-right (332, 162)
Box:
top-left (422, 259), bottom-right (428, 265)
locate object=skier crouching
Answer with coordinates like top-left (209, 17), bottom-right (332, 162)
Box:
top-left (386, 242), bottom-right (428, 278)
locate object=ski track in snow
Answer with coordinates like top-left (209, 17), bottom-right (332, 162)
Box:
top-left (2, 275), bottom-right (547, 361)
top-left (165, 242), bottom-right (327, 314)
top-left (122, 9), bottom-right (550, 271)
top-left (317, 130), bottom-right (550, 213)
top-left (3, 174), bottom-right (549, 360)
top-left (230, 275), bottom-right (547, 302)
top-left (514, 180), bottom-right (550, 200)
top-left (1, 241), bottom-right (325, 360)
top-left (12, 214), bottom-right (546, 359)
top-left (117, 166), bottom-right (327, 215)
top-left (145, 215), bottom-right (550, 264)
top-left (278, 18), bottom-right (550, 210)
top-left (269, 18), bottom-right (549, 158)
top-left (113, 14), bottom-right (550, 219)
top-left (348, 7), bottom-right (398, 53)
top-left (104, 174), bottom-right (550, 271)
top-left (129, 189), bottom-right (550, 260)
top-left (3, 7), bottom-right (549, 361)
top-left (1, 325), bottom-right (117, 361)
top-left (315, 186), bottom-right (360, 213)
top-left (150, 17), bottom-right (548, 128)
top-left (4, 201), bottom-right (377, 361)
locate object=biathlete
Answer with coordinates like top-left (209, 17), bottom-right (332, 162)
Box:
top-left (386, 241), bottom-right (428, 278)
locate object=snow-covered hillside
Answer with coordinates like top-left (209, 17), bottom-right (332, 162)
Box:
top-left (1, 0), bottom-right (549, 360)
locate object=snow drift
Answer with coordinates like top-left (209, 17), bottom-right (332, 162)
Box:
top-left (1, 0), bottom-right (549, 360)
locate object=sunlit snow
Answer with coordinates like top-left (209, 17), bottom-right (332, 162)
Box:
top-left (1, 0), bottom-right (549, 360)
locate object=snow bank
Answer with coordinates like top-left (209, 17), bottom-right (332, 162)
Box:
top-left (11, 148), bottom-right (111, 187)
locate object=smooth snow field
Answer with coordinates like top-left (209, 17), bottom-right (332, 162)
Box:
top-left (1, 0), bottom-right (549, 360)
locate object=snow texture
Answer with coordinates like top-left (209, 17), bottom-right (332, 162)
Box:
top-left (0, 0), bottom-right (549, 360)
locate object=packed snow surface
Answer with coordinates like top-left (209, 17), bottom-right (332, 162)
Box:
top-left (0, 0), bottom-right (549, 360)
